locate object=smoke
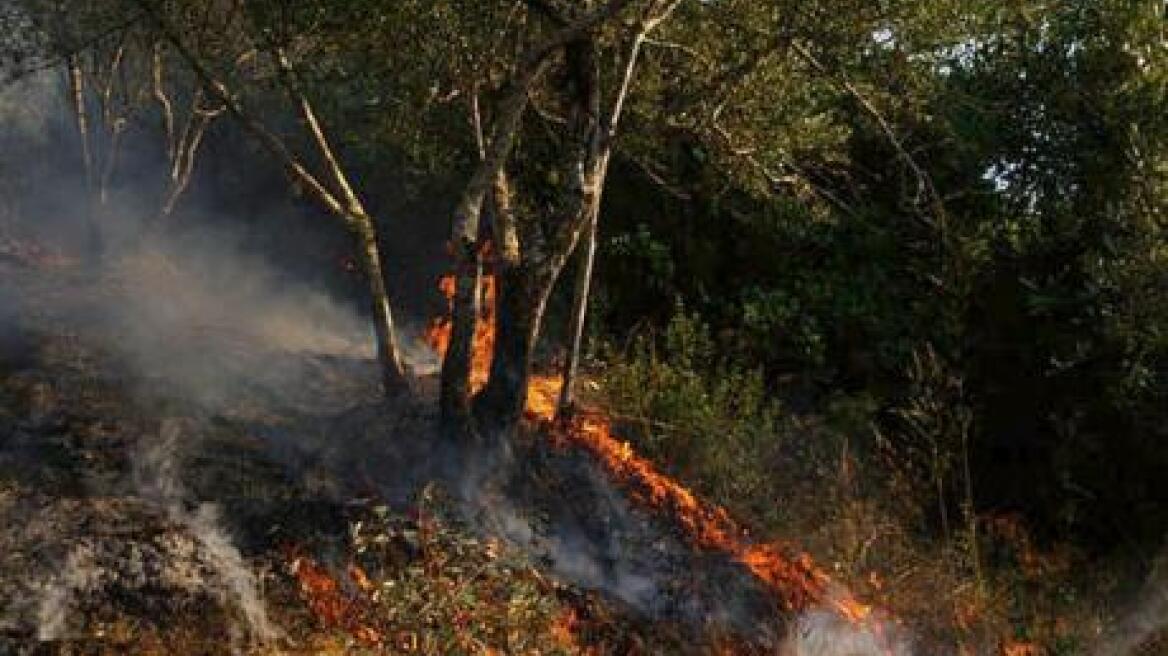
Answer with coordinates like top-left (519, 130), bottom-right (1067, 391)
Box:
top-left (34, 546), bottom-right (101, 642)
top-left (781, 607), bottom-right (913, 656)
top-left (1092, 549), bottom-right (1168, 656)
top-left (133, 418), bottom-right (278, 647)
top-left (94, 229), bottom-right (379, 413)
top-left (0, 63), bottom-right (416, 649)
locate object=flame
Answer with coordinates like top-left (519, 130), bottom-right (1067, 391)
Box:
top-left (285, 548), bottom-right (383, 646)
top-left (423, 272), bottom-right (496, 388)
top-left (551, 607), bottom-right (584, 650)
top-left (1002, 641), bottom-right (1045, 656)
top-left (426, 274), bottom-right (884, 635)
top-left (532, 377), bottom-right (876, 623)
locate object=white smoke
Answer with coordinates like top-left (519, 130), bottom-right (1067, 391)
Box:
top-left (781, 608), bottom-right (914, 656)
top-left (1092, 548), bottom-right (1168, 656)
top-left (134, 418), bottom-right (279, 647)
top-left (34, 547), bottom-right (101, 642)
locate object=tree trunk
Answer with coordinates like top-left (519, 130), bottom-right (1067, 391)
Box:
top-left (449, 2), bottom-right (679, 434)
top-left (66, 55), bottom-right (102, 265)
top-left (475, 264), bottom-right (551, 433)
top-left (471, 36), bottom-right (600, 433)
top-left (353, 212), bottom-right (409, 396)
top-left (144, 7), bottom-right (412, 399)
top-left (440, 249), bottom-right (481, 429)
top-left (439, 60), bottom-right (552, 430)
top-left (557, 209), bottom-right (598, 413)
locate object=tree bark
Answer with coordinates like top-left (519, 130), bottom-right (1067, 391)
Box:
top-left (556, 12), bottom-right (666, 415)
top-left (66, 54), bottom-right (102, 265)
top-left (475, 264), bottom-right (550, 432)
top-left (557, 208), bottom-right (598, 412)
top-left (152, 47), bottom-right (223, 222)
top-left (440, 57), bottom-right (552, 429)
top-left (353, 212), bottom-right (410, 395)
top-left (440, 246), bottom-right (482, 428)
top-left (471, 33), bottom-right (601, 432)
top-left (449, 0), bottom-right (682, 434)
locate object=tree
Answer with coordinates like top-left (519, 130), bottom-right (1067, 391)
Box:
top-left (129, 0), bottom-right (412, 395)
top-left (433, 0), bottom-right (683, 437)
top-left (18, 0), bottom-right (233, 258)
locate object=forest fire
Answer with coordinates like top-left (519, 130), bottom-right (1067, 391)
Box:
top-left (528, 377), bottom-right (880, 626)
top-left (426, 274), bottom-right (894, 646)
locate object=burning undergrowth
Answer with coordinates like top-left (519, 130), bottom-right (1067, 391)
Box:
top-left (280, 482), bottom-right (706, 654)
top-left (424, 269), bottom-right (913, 654)
top-left (2, 192), bottom-right (920, 650)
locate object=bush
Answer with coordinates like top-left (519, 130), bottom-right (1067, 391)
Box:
top-left (595, 311), bottom-right (1112, 652)
top-left (599, 310), bottom-right (786, 527)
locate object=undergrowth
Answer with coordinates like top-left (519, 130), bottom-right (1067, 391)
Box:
top-left (596, 311), bottom-right (1118, 654)
top-left (282, 482), bottom-right (735, 655)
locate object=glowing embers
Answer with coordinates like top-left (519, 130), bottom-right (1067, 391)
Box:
top-left (285, 548), bottom-right (383, 647)
top-left (536, 399), bottom-right (876, 624)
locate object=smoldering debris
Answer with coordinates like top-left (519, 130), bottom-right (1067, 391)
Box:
top-left (2, 221), bottom-right (906, 651)
top-left (0, 490), bottom-right (250, 647)
top-left (34, 546), bottom-right (99, 642)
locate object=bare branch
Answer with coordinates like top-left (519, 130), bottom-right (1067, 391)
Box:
top-left (134, 0), bottom-right (349, 223)
top-left (791, 41), bottom-right (946, 230)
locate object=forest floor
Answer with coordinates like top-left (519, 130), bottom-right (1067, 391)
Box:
top-left (0, 252), bottom-right (810, 654)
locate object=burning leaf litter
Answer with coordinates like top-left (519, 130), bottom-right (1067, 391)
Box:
top-left (280, 484), bottom-right (707, 654)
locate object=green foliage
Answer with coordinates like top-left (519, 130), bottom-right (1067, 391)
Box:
top-left (341, 485), bottom-right (572, 654)
top-left (600, 310), bottom-right (786, 525)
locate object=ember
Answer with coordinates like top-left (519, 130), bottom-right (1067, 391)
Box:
top-left (285, 548), bottom-right (382, 646)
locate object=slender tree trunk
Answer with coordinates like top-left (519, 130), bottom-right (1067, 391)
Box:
top-left (353, 212), bottom-right (409, 396)
top-left (66, 55), bottom-right (102, 265)
top-left (556, 16), bottom-right (664, 415)
top-left (152, 49), bottom-right (222, 224)
top-left (143, 6), bottom-right (412, 398)
top-left (557, 209), bottom-right (598, 413)
top-left (440, 249), bottom-right (482, 428)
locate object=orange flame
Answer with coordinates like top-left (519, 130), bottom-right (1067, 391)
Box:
top-left (1002, 641), bottom-right (1046, 656)
top-left (285, 548), bottom-right (383, 646)
top-left (531, 377), bottom-right (876, 623)
top-left (423, 272), bottom-right (496, 388)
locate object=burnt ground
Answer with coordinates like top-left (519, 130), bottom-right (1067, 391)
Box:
top-left (0, 256), bottom-right (788, 654)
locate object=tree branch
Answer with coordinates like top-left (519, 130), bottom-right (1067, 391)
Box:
top-left (134, 0), bottom-right (349, 223)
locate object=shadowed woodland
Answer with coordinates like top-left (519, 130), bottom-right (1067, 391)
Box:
top-left (0, 0), bottom-right (1166, 654)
